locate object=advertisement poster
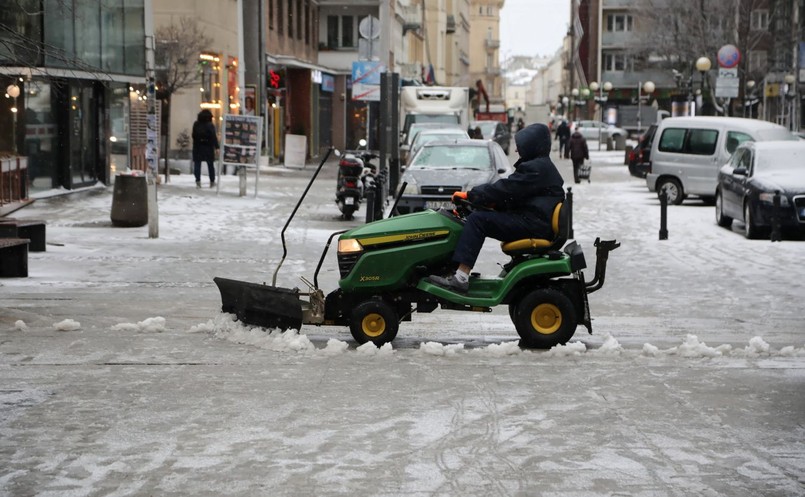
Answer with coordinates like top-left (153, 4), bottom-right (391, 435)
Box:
top-left (221, 114), bottom-right (262, 167)
top-left (243, 85), bottom-right (257, 116)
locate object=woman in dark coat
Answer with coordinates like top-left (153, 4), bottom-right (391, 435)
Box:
top-left (192, 109), bottom-right (219, 188)
top-left (567, 130), bottom-right (589, 184)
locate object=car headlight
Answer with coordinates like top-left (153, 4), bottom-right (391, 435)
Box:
top-left (758, 192), bottom-right (790, 206)
top-left (401, 174), bottom-right (418, 193)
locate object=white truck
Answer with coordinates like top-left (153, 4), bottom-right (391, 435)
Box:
top-left (399, 86), bottom-right (470, 162)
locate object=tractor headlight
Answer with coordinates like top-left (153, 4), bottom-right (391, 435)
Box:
top-left (758, 192), bottom-right (789, 206)
top-left (338, 238), bottom-right (363, 254)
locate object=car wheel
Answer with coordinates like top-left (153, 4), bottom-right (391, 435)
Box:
top-left (715, 190), bottom-right (732, 228)
top-left (657, 177), bottom-right (685, 205)
top-left (512, 288), bottom-right (577, 349)
top-left (349, 298), bottom-right (399, 346)
top-left (743, 202), bottom-right (764, 240)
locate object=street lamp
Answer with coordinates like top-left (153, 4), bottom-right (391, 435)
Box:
top-left (637, 80), bottom-right (655, 136)
top-left (6, 83), bottom-right (20, 155)
top-left (784, 73), bottom-right (797, 130)
top-left (589, 81), bottom-right (612, 149)
top-left (571, 88), bottom-right (588, 122)
top-left (695, 56), bottom-right (711, 115)
top-left (744, 80), bottom-right (758, 118)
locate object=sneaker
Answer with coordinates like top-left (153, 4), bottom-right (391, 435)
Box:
top-left (427, 274), bottom-right (469, 293)
top-left (196, 181), bottom-right (202, 189)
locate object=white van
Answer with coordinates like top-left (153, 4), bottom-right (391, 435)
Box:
top-left (645, 117), bottom-right (796, 204)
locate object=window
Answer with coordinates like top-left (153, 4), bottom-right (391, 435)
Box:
top-left (725, 131), bottom-right (753, 154)
top-left (748, 50), bottom-right (767, 72)
top-left (606, 13), bottom-right (633, 32)
top-left (751, 9), bottom-right (769, 30)
top-left (326, 15), bottom-right (356, 48)
top-left (658, 128), bottom-right (686, 153)
top-left (687, 129), bottom-right (718, 155)
top-left (603, 53), bottom-right (631, 71)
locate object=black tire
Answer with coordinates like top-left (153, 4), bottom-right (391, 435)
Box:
top-left (512, 288), bottom-right (577, 349)
top-left (743, 202), bottom-right (764, 240)
top-left (715, 190), bottom-right (732, 228)
top-left (657, 177), bottom-right (685, 205)
top-left (349, 299), bottom-right (399, 346)
top-left (341, 205), bottom-right (356, 221)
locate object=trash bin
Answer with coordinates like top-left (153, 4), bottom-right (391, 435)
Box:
top-left (624, 145), bottom-right (634, 165)
top-left (111, 173), bottom-right (148, 227)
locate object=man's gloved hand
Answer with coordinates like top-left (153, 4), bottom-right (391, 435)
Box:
top-left (452, 191), bottom-right (468, 204)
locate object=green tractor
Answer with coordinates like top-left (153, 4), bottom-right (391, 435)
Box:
top-left (215, 149), bottom-right (619, 349)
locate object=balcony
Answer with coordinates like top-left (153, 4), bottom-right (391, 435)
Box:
top-left (601, 30), bottom-right (633, 49)
top-left (485, 38), bottom-right (500, 50)
top-left (446, 15), bottom-right (456, 34)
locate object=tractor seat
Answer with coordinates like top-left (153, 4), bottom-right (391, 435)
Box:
top-left (500, 202), bottom-right (568, 257)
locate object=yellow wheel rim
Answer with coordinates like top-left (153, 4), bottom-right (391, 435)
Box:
top-left (531, 303), bottom-right (562, 335)
top-left (361, 313), bottom-right (386, 338)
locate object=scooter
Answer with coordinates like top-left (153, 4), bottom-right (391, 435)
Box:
top-left (335, 150), bottom-right (365, 221)
top-left (215, 147), bottom-right (619, 349)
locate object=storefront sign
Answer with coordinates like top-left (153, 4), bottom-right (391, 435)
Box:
top-left (321, 74), bottom-right (335, 92)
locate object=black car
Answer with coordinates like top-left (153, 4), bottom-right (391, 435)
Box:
top-left (715, 140), bottom-right (805, 239)
top-left (470, 120), bottom-right (512, 155)
top-left (627, 124), bottom-right (657, 178)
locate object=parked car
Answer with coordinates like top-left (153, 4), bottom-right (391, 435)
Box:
top-left (714, 140), bottom-right (805, 239)
top-left (470, 119), bottom-right (512, 154)
top-left (396, 139), bottom-right (512, 214)
top-left (400, 122), bottom-right (464, 164)
top-left (407, 128), bottom-right (470, 166)
top-left (645, 116), bottom-right (797, 205)
top-left (627, 124), bottom-right (657, 178)
top-left (574, 120), bottom-right (627, 142)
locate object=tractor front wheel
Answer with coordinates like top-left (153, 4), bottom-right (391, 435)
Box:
top-left (513, 288), bottom-right (577, 349)
top-left (349, 299), bottom-right (399, 346)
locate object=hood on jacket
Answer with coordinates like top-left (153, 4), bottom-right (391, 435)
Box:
top-left (514, 123), bottom-right (551, 160)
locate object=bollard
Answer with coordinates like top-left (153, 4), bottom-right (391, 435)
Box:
top-left (238, 166), bottom-right (247, 197)
top-left (659, 189), bottom-right (668, 240)
top-left (365, 189), bottom-right (376, 223)
top-left (770, 190), bottom-right (782, 242)
top-left (566, 187), bottom-right (574, 239)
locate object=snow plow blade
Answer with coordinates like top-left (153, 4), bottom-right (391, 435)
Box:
top-left (213, 277), bottom-right (304, 331)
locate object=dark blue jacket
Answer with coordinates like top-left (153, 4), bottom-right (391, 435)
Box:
top-left (468, 123), bottom-right (564, 223)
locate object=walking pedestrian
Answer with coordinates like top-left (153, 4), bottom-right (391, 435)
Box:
top-left (556, 120), bottom-right (571, 159)
top-left (568, 129), bottom-right (589, 184)
top-left (192, 109), bottom-right (219, 188)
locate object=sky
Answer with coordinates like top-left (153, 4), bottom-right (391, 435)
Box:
top-left (499, 0), bottom-right (571, 60)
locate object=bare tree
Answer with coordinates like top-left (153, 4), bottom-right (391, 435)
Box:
top-left (154, 17), bottom-right (211, 182)
top-left (629, 0), bottom-right (776, 114)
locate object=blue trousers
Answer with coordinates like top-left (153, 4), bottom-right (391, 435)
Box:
top-left (194, 160), bottom-right (216, 183)
top-left (453, 211), bottom-right (552, 268)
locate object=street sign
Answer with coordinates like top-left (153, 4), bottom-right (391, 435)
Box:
top-left (352, 61), bottom-right (385, 101)
top-left (715, 77), bottom-right (739, 98)
top-left (717, 44), bottom-right (741, 68)
top-left (718, 67), bottom-right (738, 79)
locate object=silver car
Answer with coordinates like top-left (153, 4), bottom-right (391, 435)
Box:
top-left (574, 120), bottom-right (627, 142)
top-left (396, 139), bottom-right (512, 214)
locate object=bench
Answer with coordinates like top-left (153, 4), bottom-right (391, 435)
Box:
top-left (0, 237), bottom-right (29, 277)
top-left (0, 219), bottom-right (46, 252)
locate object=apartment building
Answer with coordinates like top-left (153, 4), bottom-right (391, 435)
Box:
top-left (469, 0), bottom-right (505, 104)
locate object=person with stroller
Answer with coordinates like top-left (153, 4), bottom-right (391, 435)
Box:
top-left (568, 128), bottom-right (590, 184)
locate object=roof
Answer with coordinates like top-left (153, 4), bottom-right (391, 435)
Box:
top-left (659, 116), bottom-right (788, 131)
top-left (746, 140), bottom-right (805, 152)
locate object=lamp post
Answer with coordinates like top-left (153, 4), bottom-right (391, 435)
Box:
top-left (744, 80), bottom-right (758, 118)
top-left (6, 83), bottom-right (20, 155)
top-left (561, 96), bottom-right (569, 119)
top-left (637, 80), bottom-right (655, 136)
top-left (589, 81), bottom-right (612, 150)
top-left (695, 56), bottom-right (712, 115)
top-left (783, 73), bottom-right (797, 131)
top-left (571, 88), bottom-right (588, 123)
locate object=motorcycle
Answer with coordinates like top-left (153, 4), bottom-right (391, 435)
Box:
top-left (336, 139), bottom-right (384, 221)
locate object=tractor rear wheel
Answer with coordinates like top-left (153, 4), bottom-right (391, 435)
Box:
top-left (349, 299), bottom-right (399, 346)
top-left (513, 288), bottom-right (577, 349)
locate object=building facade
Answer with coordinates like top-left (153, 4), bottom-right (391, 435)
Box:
top-left (1, 0), bottom-right (148, 197)
top-left (469, 0), bottom-right (505, 104)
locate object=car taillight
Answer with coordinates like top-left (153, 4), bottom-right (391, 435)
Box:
top-left (628, 150), bottom-right (636, 161)
top-left (345, 180), bottom-right (357, 188)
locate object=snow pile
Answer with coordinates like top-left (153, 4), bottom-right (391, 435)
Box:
top-left (53, 319), bottom-right (80, 331)
top-left (110, 316), bottom-right (167, 333)
top-left (319, 338), bottom-right (350, 356)
top-left (473, 341), bottom-right (522, 357)
top-left (211, 314), bottom-right (316, 354)
top-left (419, 341), bottom-right (465, 357)
top-left (14, 320), bottom-right (28, 331)
top-left (546, 341), bottom-right (586, 357)
top-left (356, 341), bottom-right (394, 357)
top-left (589, 333), bottom-right (622, 356)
